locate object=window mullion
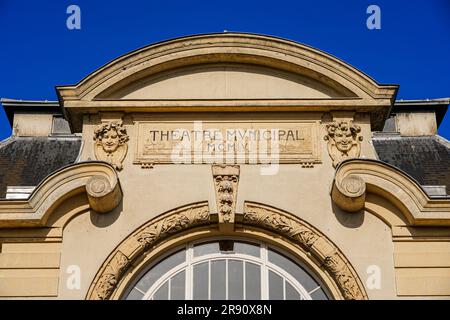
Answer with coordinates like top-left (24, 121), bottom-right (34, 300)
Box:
top-left (243, 261), bottom-right (246, 300)
top-left (168, 279), bottom-right (171, 300)
top-left (261, 244), bottom-right (268, 300)
top-left (208, 260), bottom-right (211, 300)
top-left (225, 259), bottom-right (229, 300)
top-left (186, 244), bottom-right (193, 300)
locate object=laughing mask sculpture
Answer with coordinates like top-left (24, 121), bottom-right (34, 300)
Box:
top-left (93, 121), bottom-right (129, 170)
top-left (325, 120), bottom-right (363, 167)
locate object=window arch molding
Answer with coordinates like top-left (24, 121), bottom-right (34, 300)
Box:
top-left (123, 236), bottom-right (332, 300)
top-left (86, 201), bottom-right (367, 300)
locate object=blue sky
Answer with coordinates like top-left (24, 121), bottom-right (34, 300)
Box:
top-left (1, 0), bottom-right (449, 140)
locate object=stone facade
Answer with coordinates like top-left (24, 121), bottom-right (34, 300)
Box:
top-left (0, 33), bottom-right (450, 300)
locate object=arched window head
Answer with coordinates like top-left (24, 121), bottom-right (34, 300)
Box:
top-left (124, 238), bottom-right (330, 300)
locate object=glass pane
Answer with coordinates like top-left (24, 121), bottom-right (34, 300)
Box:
top-left (234, 242), bottom-right (260, 257)
top-left (245, 262), bottom-right (261, 299)
top-left (310, 287), bottom-right (328, 300)
top-left (135, 249), bottom-right (185, 293)
top-left (211, 260), bottom-right (226, 300)
top-left (268, 248), bottom-right (319, 292)
top-left (194, 242), bottom-right (220, 257)
top-left (269, 271), bottom-right (284, 300)
top-left (153, 282), bottom-right (169, 300)
top-left (125, 288), bottom-right (144, 300)
top-left (228, 260), bottom-right (243, 300)
top-left (193, 262), bottom-right (209, 299)
top-left (285, 281), bottom-right (300, 300)
top-left (170, 270), bottom-right (185, 300)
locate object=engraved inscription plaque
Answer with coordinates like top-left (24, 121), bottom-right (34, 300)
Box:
top-left (134, 121), bottom-right (321, 165)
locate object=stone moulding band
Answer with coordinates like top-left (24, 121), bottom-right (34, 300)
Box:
top-left (332, 158), bottom-right (450, 226)
top-left (87, 202), bottom-right (211, 300)
top-left (0, 161), bottom-right (122, 228)
top-left (57, 33), bottom-right (397, 101)
top-left (56, 33), bottom-right (398, 132)
top-left (242, 202), bottom-right (367, 300)
top-left (86, 201), bottom-right (367, 300)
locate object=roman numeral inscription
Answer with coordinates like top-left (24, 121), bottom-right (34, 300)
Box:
top-left (133, 121), bottom-right (321, 166)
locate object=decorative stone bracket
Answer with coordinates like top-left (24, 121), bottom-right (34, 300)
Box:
top-left (331, 174), bottom-right (366, 213)
top-left (86, 175), bottom-right (122, 213)
top-left (212, 165), bottom-right (240, 232)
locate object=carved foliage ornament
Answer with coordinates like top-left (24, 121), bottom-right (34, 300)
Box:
top-left (91, 203), bottom-right (210, 300)
top-left (94, 121), bottom-right (129, 170)
top-left (324, 120), bottom-right (363, 167)
top-left (89, 202), bottom-right (366, 300)
top-left (135, 206), bottom-right (209, 250)
top-left (212, 165), bottom-right (239, 229)
top-left (94, 251), bottom-right (129, 300)
top-left (243, 203), bottom-right (366, 300)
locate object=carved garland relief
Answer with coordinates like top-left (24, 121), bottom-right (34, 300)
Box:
top-left (93, 121), bottom-right (129, 170)
top-left (90, 202), bottom-right (210, 300)
top-left (87, 201), bottom-right (366, 300)
top-left (243, 203), bottom-right (366, 300)
top-left (324, 120), bottom-right (363, 167)
top-left (93, 251), bottom-right (130, 301)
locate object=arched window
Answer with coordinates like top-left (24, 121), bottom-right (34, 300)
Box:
top-left (124, 238), bottom-right (329, 300)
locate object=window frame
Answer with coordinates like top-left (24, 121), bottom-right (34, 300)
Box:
top-left (124, 237), bottom-right (330, 300)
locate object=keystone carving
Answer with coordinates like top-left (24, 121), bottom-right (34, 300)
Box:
top-left (324, 120), bottom-right (363, 167)
top-left (94, 121), bottom-right (129, 170)
top-left (212, 165), bottom-right (240, 231)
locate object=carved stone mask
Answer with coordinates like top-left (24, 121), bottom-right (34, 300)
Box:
top-left (334, 124), bottom-right (354, 153)
top-left (94, 121), bottom-right (129, 155)
top-left (101, 128), bottom-right (120, 153)
top-left (326, 121), bottom-right (361, 154)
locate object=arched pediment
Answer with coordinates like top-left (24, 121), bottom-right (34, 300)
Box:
top-left (105, 63), bottom-right (353, 100)
top-left (56, 33), bottom-right (398, 131)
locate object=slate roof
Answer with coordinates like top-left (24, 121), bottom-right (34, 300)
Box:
top-left (373, 134), bottom-right (450, 195)
top-left (0, 136), bottom-right (82, 199)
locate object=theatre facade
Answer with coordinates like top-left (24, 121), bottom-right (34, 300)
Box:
top-left (1, 33), bottom-right (450, 300)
